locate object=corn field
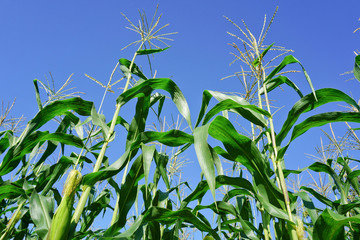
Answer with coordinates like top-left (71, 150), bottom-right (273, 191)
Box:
top-left (1, 5), bottom-right (360, 240)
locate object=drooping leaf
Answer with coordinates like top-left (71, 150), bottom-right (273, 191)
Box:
top-left (300, 186), bottom-right (336, 209)
top-left (276, 88), bottom-right (360, 147)
top-left (0, 180), bottom-right (25, 202)
top-left (18, 97), bottom-right (93, 143)
top-left (203, 99), bottom-right (270, 126)
top-left (181, 175), bottom-right (255, 209)
top-left (279, 112), bottom-right (360, 159)
top-left (313, 209), bottom-right (360, 240)
top-left (265, 55), bottom-right (316, 100)
top-left (153, 152), bottom-right (170, 189)
top-left (119, 58), bottom-right (148, 80)
top-left (116, 78), bottom-right (192, 130)
top-left (208, 116), bottom-right (294, 216)
top-left (194, 201), bottom-right (260, 240)
top-left (259, 75), bottom-right (303, 98)
top-left (337, 200), bottom-right (360, 215)
top-left (82, 149), bottom-right (131, 187)
top-left (91, 107), bottom-right (110, 140)
top-left (196, 90), bottom-right (267, 128)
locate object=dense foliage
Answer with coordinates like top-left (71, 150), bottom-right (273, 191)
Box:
top-left (1, 9), bottom-right (360, 240)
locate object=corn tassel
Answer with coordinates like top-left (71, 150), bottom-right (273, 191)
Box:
top-left (47, 170), bottom-right (82, 240)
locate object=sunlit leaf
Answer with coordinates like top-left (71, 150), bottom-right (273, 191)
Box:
top-left (259, 75), bottom-right (303, 98)
top-left (116, 78), bottom-right (192, 130)
top-left (194, 124), bottom-right (216, 201)
top-left (313, 209), bottom-right (360, 240)
top-left (119, 58), bottom-right (148, 80)
top-left (276, 88), bottom-right (360, 147)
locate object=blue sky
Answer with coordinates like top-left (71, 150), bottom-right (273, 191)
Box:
top-left (1, 0), bottom-right (360, 235)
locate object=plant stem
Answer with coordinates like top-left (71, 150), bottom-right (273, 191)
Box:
top-left (0, 200), bottom-right (25, 240)
top-left (70, 43), bottom-right (144, 234)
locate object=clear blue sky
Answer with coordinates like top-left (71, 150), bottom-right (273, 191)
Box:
top-left (1, 0), bottom-right (360, 234)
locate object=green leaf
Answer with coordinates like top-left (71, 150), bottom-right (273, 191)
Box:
top-left (82, 149), bottom-right (131, 187)
top-left (259, 75), bottom-right (303, 98)
top-left (33, 79), bottom-right (43, 111)
top-left (116, 78), bottom-right (192, 130)
top-left (208, 116), bottom-right (293, 216)
top-left (313, 209), bottom-right (360, 240)
top-left (0, 131), bottom-right (13, 155)
top-left (280, 112), bottom-right (360, 160)
top-left (0, 131), bottom-right (85, 176)
top-left (29, 191), bottom-right (53, 239)
top-left (196, 90), bottom-right (267, 127)
top-left (35, 156), bottom-right (72, 194)
top-left (308, 162), bottom-right (345, 201)
top-left (252, 43), bottom-right (274, 67)
top-left (0, 180), bottom-right (25, 202)
top-left (105, 154), bottom-right (144, 235)
top-left (143, 207), bottom-right (221, 240)
top-left (294, 191), bottom-right (318, 223)
top-left (337, 200), bottom-right (360, 215)
top-left (203, 99), bottom-right (271, 126)
top-left (300, 186), bottom-right (335, 208)
top-left (80, 189), bottom-right (111, 232)
top-left (265, 55), bottom-right (316, 100)
top-left (292, 112), bottom-right (360, 143)
top-left (276, 88), bottom-right (360, 147)
top-left (136, 47), bottom-right (169, 55)
top-left (194, 124), bottom-right (217, 201)
top-left (181, 175), bottom-right (254, 209)
top-left (138, 130), bottom-right (194, 147)
top-left (18, 97), bottom-right (93, 143)
top-left (91, 107), bottom-right (110, 140)
top-left (354, 55), bottom-right (360, 82)
top-left (153, 152), bottom-right (170, 189)
top-left (119, 58), bottom-right (148, 80)
top-left (142, 144), bottom-right (155, 187)
top-left (194, 201), bottom-right (260, 240)
top-left (125, 96), bottom-right (150, 151)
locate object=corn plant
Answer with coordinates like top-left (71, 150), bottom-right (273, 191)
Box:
top-left (1, 7), bottom-right (360, 240)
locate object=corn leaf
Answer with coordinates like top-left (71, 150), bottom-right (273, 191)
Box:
top-left (136, 47), bottom-right (169, 55)
top-left (104, 154), bottom-right (144, 235)
top-left (196, 90), bottom-right (267, 128)
top-left (29, 191), bottom-right (53, 239)
top-left (259, 75), bottom-right (303, 98)
top-left (193, 124), bottom-right (217, 201)
top-left (119, 58), bottom-right (148, 80)
top-left (265, 55), bottom-right (316, 100)
top-left (313, 209), bottom-right (360, 240)
top-left (354, 55), bottom-right (360, 82)
top-left (279, 112), bottom-right (360, 159)
top-left (276, 88), bottom-right (360, 147)
top-left (116, 78), bottom-right (192, 130)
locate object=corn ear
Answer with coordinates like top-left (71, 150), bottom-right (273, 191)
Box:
top-left (47, 170), bottom-right (82, 240)
top-left (203, 236), bottom-right (215, 240)
top-left (295, 217), bottom-right (305, 239)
